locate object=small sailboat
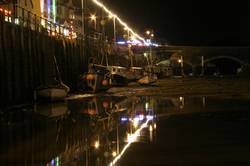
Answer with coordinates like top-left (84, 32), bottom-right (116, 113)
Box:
top-left (35, 56), bottom-right (70, 101)
top-left (36, 82), bottom-right (70, 101)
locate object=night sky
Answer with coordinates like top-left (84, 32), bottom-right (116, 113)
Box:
top-left (104, 0), bottom-right (250, 46)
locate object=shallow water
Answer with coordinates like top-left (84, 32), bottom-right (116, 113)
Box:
top-left (1, 94), bottom-right (250, 166)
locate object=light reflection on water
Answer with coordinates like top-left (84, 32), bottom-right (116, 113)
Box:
top-left (0, 95), bottom-right (250, 165)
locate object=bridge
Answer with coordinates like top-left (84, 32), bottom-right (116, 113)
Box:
top-left (151, 46), bottom-right (250, 75)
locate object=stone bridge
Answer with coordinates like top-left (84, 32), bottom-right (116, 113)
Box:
top-left (153, 46), bottom-right (250, 75)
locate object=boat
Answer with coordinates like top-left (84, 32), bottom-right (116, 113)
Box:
top-left (36, 83), bottom-right (70, 101)
top-left (78, 71), bottom-right (110, 93)
top-left (107, 65), bottom-right (132, 86)
top-left (35, 56), bottom-right (70, 101)
top-left (78, 62), bottom-right (110, 93)
top-left (156, 60), bottom-right (173, 78)
top-left (137, 73), bottom-right (157, 85)
top-left (106, 66), bottom-right (143, 86)
top-left (130, 66), bottom-right (144, 80)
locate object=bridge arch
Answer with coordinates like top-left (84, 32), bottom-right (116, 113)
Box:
top-left (203, 56), bottom-right (243, 75)
top-left (204, 56), bottom-right (244, 65)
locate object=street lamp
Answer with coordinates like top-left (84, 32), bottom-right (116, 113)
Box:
top-left (178, 56), bottom-right (184, 76)
top-left (90, 14), bottom-right (96, 30)
top-left (145, 30), bottom-right (154, 66)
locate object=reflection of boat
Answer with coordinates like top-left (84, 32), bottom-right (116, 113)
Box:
top-left (34, 102), bottom-right (68, 118)
top-left (68, 95), bottom-right (128, 117)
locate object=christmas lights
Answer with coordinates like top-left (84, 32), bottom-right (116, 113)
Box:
top-left (91, 0), bottom-right (146, 43)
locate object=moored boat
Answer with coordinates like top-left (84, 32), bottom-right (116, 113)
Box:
top-left (35, 55), bottom-right (70, 102)
top-left (78, 71), bottom-right (110, 93)
top-left (36, 82), bottom-right (70, 101)
top-left (107, 65), bottom-right (143, 86)
top-left (137, 73), bottom-right (157, 85)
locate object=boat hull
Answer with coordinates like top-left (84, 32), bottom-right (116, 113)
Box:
top-left (78, 72), bottom-right (110, 93)
top-left (138, 74), bottom-right (157, 85)
top-left (36, 87), bottom-right (68, 101)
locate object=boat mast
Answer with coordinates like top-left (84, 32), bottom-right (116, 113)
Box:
top-left (53, 55), bottom-right (62, 83)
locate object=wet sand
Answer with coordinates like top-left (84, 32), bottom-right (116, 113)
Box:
top-left (108, 77), bottom-right (250, 97)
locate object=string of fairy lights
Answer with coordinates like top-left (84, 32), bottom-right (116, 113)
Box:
top-left (91, 0), bottom-right (147, 44)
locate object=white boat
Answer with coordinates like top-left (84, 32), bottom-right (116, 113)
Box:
top-left (35, 56), bottom-right (70, 101)
top-left (36, 83), bottom-right (70, 101)
top-left (107, 65), bottom-right (143, 86)
top-left (137, 73), bottom-right (157, 85)
top-left (130, 67), bottom-right (144, 80)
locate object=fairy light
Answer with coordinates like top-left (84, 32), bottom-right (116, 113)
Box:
top-left (91, 0), bottom-right (146, 43)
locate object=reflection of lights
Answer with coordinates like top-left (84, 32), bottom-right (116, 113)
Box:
top-left (121, 117), bottom-right (128, 122)
top-left (117, 41), bottom-right (126, 45)
top-left (145, 102), bottom-right (149, 110)
top-left (95, 141), bottom-right (100, 149)
top-left (112, 151), bottom-right (117, 157)
top-left (56, 157), bottom-right (60, 166)
top-left (154, 123), bottom-right (157, 129)
top-left (149, 125), bottom-right (153, 132)
top-left (146, 30), bottom-right (150, 35)
top-left (146, 115), bottom-right (154, 120)
top-left (110, 119), bottom-right (151, 166)
top-left (144, 53), bottom-right (147, 57)
top-left (127, 133), bottom-right (130, 141)
top-left (127, 39), bottom-right (143, 45)
top-left (149, 125), bottom-right (153, 142)
top-left (51, 159), bottom-right (55, 166)
top-left (178, 59), bottom-right (182, 63)
top-left (139, 114), bottom-right (144, 121)
top-left (133, 118), bottom-right (139, 128)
